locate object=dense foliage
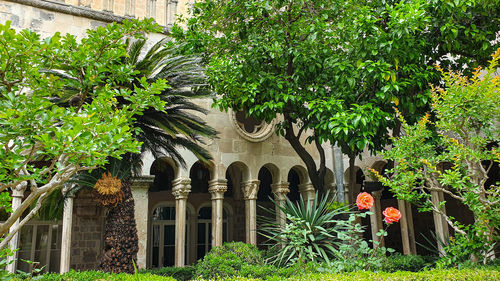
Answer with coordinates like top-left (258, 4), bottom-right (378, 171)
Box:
top-left (194, 242), bottom-right (265, 279)
top-left (10, 267), bottom-right (500, 281)
top-left (140, 266), bottom-right (195, 281)
top-left (260, 193), bottom-right (396, 270)
top-left (375, 49), bottom-right (500, 264)
top-left (0, 19), bottom-right (166, 250)
top-left (173, 0), bottom-right (499, 195)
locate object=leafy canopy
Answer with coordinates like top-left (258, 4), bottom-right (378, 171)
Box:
top-left (173, 0), bottom-right (499, 191)
top-left (0, 19), bottom-right (168, 249)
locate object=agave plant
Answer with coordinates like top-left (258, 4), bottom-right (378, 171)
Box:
top-left (259, 192), bottom-right (354, 266)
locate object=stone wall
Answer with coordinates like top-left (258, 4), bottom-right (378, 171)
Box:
top-left (70, 189), bottom-right (106, 270)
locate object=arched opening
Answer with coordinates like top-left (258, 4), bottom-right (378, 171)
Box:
top-left (225, 162), bottom-right (249, 243)
top-left (344, 166), bottom-right (365, 196)
top-left (190, 161), bottom-right (211, 193)
top-left (287, 169), bottom-right (301, 203)
top-left (257, 167), bottom-right (273, 202)
top-left (257, 165), bottom-right (278, 248)
top-left (150, 158), bottom-right (176, 192)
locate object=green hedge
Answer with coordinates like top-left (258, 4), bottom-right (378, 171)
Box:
top-left (221, 268), bottom-right (500, 281)
top-left (10, 267), bottom-right (499, 280)
top-left (379, 254), bottom-right (437, 272)
top-left (29, 270), bottom-right (176, 281)
top-left (140, 266), bottom-right (195, 281)
top-left (194, 242), bottom-right (265, 279)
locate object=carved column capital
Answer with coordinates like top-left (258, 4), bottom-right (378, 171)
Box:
top-left (372, 190), bottom-right (382, 200)
top-left (271, 182), bottom-right (290, 201)
top-left (298, 183), bottom-right (314, 193)
top-left (241, 180), bottom-right (260, 200)
top-left (208, 179), bottom-right (228, 200)
top-left (172, 178), bottom-right (191, 200)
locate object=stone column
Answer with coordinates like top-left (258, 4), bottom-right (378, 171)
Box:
top-left (60, 185), bottom-right (75, 274)
top-left (6, 181), bottom-right (27, 273)
top-left (242, 180), bottom-right (259, 245)
top-left (397, 199), bottom-right (410, 255)
top-left (431, 190), bottom-right (449, 256)
top-left (131, 176), bottom-right (153, 269)
top-left (209, 179), bottom-right (227, 247)
top-left (369, 190), bottom-right (384, 247)
top-left (298, 183), bottom-right (315, 207)
top-left (406, 201), bottom-right (417, 254)
top-left (172, 178), bottom-right (191, 267)
top-left (271, 182), bottom-right (290, 229)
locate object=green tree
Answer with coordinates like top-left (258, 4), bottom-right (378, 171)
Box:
top-left (375, 49), bottom-right (500, 264)
top-left (172, 0), bottom-right (499, 197)
top-left (66, 38), bottom-right (217, 273)
top-left (0, 20), bottom-right (166, 250)
top-left (99, 39), bottom-right (216, 273)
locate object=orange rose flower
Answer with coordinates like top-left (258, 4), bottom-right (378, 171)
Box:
top-left (356, 192), bottom-right (374, 210)
top-left (383, 207), bottom-right (402, 224)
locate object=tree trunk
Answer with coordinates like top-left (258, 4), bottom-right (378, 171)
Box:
top-left (348, 154), bottom-right (356, 204)
top-left (282, 119), bottom-right (326, 192)
top-left (99, 178), bottom-right (138, 274)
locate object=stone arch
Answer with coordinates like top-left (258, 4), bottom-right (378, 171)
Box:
top-left (189, 161), bottom-right (212, 193)
top-left (226, 161), bottom-right (250, 199)
top-left (261, 163), bottom-right (280, 184)
top-left (287, 165), bottom-right (308, 203)
top-left (371, 160), bottom-right (388, 178)
top-left (344, 166), bottom-right (365, 198)
top-left (149, 157), bottom-right (178, 192)
top-left (289, 165), bottom-right (308, 184)
top-left (258, 163), bottom-right (279, 202)
top-left (344, 166), bottom-right (365, 185)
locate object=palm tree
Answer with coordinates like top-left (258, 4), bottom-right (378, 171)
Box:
top-left (73, 38), bottom-right (217, 273)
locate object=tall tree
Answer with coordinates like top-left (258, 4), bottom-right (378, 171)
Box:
top-left (73, 38), bottom-right (217, 273)
top-left (172, 0), bottom-right (499, 197)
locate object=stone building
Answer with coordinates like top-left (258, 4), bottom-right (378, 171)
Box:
top-left (1, 0), bottom-right (489, 274)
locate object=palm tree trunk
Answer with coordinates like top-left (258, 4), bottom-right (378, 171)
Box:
top-left (99, 178), bottom-right (139, 274)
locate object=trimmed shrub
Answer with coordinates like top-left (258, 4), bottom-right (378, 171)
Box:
top-left (33, 270), bottom-right (175, 281)
top-left (380, 253), bottom-right (436, 272)
top-left (194, 242), bottom-right (264, 279)
top-left (220, 268), bottom-right (500, 280)
top-left (140, 266), bottom-right (195, 281)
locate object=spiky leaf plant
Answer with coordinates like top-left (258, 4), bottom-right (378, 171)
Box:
top-left (259, 192), bottom-right (353, 266)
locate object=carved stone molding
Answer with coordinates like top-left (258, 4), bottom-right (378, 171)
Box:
top-left (271, 182), bottom-right (290, 200)
top-left (172, 178), bottom-right (191, 200)
top-left (298, 183), bottom-right (314, 193)
top-left (241, 180), bottom-right (260, 200)
top-left (229, 109), bottom-right (275, 143)
top-left (208, 179), bottom-right (228, 200)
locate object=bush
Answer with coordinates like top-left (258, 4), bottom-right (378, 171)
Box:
top-left (194, 242), bottom-right (264, 279)
top-left (259, 192), bottom-right (355, 266)
top-left (32, 270), bottom-right (175, 281)
top-left (380, 253), bottom-right (436, 272)
top-left (220, 268), bottom-right (500, 280)
top-left (140, 266), bottom-right (195, 281)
